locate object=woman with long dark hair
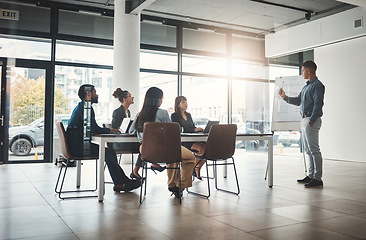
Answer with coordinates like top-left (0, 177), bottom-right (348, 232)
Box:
top-left (171, 96), bottom-right (206, 180)
top-left (130, 87), bottom-right (195, 198)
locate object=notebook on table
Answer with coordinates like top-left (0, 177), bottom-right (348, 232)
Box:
top-left (203, 120), bottom-right (220, 133)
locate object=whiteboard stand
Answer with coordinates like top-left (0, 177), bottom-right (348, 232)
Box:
top-left (268, 75), bottom-right (308, 179)
top-left (300, 131), bottom-right (307, 174)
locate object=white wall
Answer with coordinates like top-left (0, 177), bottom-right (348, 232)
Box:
top-left (266, 6), bottom-right (366, 162)
top-left (265, 7), bottom-right (366, 58)
top-left (315, 36), bottom-right (366, 162)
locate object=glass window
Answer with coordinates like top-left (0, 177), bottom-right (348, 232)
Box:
top-left (232, 60), bottom-right (268, 79)
top-left (232, 80), bottom-right (271, 150)
top-left (141, 21), bottom-right (176, 48)
top-left (59, 10), bottom-right (114, 40)
top-left (182, 76), bottom-right (227, 123)
top-left (268, 64), bottom-right (299, 80)
top-left (53, 65), bottom-right (114, 164)
top-left (269, 53), bottom-right (300, 66)
top-left (56, 40), bottom-right (113, 65)
top-left (183, 28), bottom-right (226, 53)
top-left (140, 50), bottom-right (178, 72)
top-left (0, 3), bottom-right (50, 32)
top-left (54, 65), bottom-right (114, 124)
top-left (0, 35), bottom-right (51, 60)
top-left (8, 67), bottom-right (46, 161)
top-left (232, 34), bottom-right (265, 60)
top-left (139, 72), bottom-right (177, 112)
top-left (303, 50), bottom-right (314, 62)
top-left (182, 54), bottom-right (227, 76)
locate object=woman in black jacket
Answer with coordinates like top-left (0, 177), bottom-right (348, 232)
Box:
top-left (171, 96), bottom-right (206, 180)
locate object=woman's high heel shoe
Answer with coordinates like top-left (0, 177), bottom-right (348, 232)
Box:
top-left (168, 186), bottom-right (182, 199)
top-left (151, 165), bottom-right (166, 174)
top-left (193, 167), bottom-right (202, 180)
top-left (130, 172), bottom-right (145, 180)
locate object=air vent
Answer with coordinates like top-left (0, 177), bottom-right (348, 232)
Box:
top-left (354, 18), bottom-right (363, 29)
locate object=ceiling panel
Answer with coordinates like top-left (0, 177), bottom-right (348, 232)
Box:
top-left (33, 0), bottom-right (357, 35)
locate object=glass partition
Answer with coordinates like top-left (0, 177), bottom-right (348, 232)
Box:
top-left (139, 72), bottom-right (177, 112)
top-left (183, 28), bottom-right (226, 53)
top-left (182, 76), bottom-right (227, 124)
top-left (56, 40), bottom-right (113, 65)
top-left (182, 54), bottom-right (227, 76)
top-left (8, 67), bottom-right (46, 161)
top-left (232, 80), bottom-right (271, 150)
top-left (0, 35), bottom-right (51, 60)
top-left (232, 34), bottom-right (265, 60)
top-left (232, 59), bottom-right (268, 79)
top-left (141, 21), bottom-right (176, 48)
top-left (53, 65), bottom-right (114, 160)
top-left (140, 50), bottom-right (178, 72)
top-left (59, 10), bottom-right (114, 40)
top-left (268, 64), bottom-right (299, 80)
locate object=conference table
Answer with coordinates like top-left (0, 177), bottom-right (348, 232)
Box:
top-left (92, 132), bottom-right (273, 202)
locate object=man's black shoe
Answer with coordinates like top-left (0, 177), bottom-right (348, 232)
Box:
top-left (113, 180), bottom-right (141, 192)
top-left (297, 176), bottom-right (312, 183)
top-left (305, 179), bottom-right (323, 188)
top-left (123, 179), bottom-right (142, 191)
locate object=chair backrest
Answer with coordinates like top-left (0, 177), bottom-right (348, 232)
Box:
top-left (55, 120), bottom-right (73, 160)
top-left (141, 122), bottom-right (182, 164)
top-left (203, 124), bottom-right (237, 160)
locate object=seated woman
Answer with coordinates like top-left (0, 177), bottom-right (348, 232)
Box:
top-left (171, 96), bottom-right (206, 180)
top-left (129, 87), bottom-right (196, 198)
top-left (111, 88), bottom-right (133, 130)
top-left (110, 88), bottom-right (140, 179)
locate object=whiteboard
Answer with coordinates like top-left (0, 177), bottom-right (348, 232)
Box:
top-left (271, 75), bottom-right (304, 131)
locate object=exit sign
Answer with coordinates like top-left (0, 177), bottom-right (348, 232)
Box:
top-left (0, 9), bottom-right (19, 21)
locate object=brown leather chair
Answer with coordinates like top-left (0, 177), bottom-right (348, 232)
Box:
top-left (54, 121), bottom-right (98, 200)
top-left (139, 122), bottom-right (182, 203)
top-left (188, 124), bottom-right (240, 198)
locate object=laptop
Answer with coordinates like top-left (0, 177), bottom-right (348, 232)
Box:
top-left (203, 120), bottom-right (220, 133)
top-left (119, 118), bottom-right (133, 133)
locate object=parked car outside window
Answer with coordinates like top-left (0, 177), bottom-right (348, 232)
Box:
top-left (8, 115), bottom-right (70, 156)
top-left (193, 117), bottom-right (210, 129)
top-left (276, 131), bottom-right (301, 147)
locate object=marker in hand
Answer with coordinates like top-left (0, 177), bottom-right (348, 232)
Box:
top-left (279, 81), bottom-right (285, 98)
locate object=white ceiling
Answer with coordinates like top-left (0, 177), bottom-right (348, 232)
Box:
top-left (43, 0), bottom-right (357, 35)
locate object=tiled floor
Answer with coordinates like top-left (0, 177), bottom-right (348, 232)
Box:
top-left (1, 148), bottom-right (366, 240)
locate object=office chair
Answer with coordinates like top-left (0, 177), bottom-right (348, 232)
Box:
top-left (139, 122), bottom-right (182, 204)
top-left (187, 124), bottom-right (240, 198)
top-left (54, 121), bottom-right (98, 200)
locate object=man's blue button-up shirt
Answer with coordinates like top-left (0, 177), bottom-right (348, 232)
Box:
top-left (284, 77), bottom-right (325, 124)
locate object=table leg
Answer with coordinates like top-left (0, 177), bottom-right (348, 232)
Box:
top-left (223, 160), bottom-right (228, 178)
top-left (98, 140), bottom-right (105, 202)
top-left (76, 161), bottom-right (82, 188)
top-left (268, 138), bottom-right (273, 187)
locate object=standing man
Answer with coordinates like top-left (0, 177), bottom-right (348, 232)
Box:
top-left (67, 84), bottom-right (141, 192)
top-left (279, 61), bottom-right (325, 187)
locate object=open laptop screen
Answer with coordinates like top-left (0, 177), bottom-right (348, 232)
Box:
top-left (119, 118), bottom-right (133, 133)
top-left (203, 121), bottom-right (220, 133)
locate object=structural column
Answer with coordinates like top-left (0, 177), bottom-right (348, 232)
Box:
top-left (113, 0), bottom-right (140, 114)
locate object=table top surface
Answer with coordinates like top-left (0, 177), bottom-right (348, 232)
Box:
top-left (93, 132), bottom-right (273, 138)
